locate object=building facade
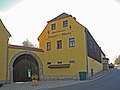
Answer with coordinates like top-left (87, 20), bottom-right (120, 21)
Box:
top-left (0, 19), bottom-right (11, 83)
top-left (8, 45), bottom-right (44, 82)
top-left (0, 19), bottom-right (44, 83)
top-left (0, 13), bottom-right (107, 83)
top-left (38, 13), bottom-right (105, 80)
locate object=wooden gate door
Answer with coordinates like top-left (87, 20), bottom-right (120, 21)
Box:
top-left (13, 54), bottom-right (39, 82)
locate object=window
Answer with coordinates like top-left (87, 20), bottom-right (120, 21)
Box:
top-left (51, 23), bottom-right (56, 30)
top-left (47, 42), bottom-right (51, 51)
top-left (69, 38), bottom-right (75, 47)
top-left (57, 40), bottom-right (62, 49)
top-left (47, 62), bottom-right (51, 65)
top-left (63, 20), bottom-right (68, 27)
top-left (69, 60), bottom-right (75, 64)
top-left (57, 62), bottom-right (62, 64)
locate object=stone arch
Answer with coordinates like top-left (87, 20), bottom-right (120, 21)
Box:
top-left (9, 51), bottom-right (43, 82)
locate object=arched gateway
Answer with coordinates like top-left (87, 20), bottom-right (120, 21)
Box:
top-left (10, 51), bottom-right (43, 82)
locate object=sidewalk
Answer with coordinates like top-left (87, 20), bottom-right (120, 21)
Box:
top-left (0, 80), bottom-right (82, 90)
top-left (88, 70), bottom-right (110, 80)
top-left (0, 69), bottom-right (111, 90)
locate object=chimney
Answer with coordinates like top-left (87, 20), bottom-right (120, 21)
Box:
top-left (73, 17), bottom-right (76, 20)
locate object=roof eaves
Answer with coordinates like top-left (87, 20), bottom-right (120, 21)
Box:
top-left (0, 19), bottom-right (11, 37)
top-left (8, 45), bottom-right (44, 52)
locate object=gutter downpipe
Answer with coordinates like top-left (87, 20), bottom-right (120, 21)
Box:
top-left (85, 28), bottom-right (89, 80)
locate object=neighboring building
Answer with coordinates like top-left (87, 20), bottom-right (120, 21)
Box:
top-left (114, 55), bottom-right (120, 65)
top-left (38, 13), bottom-right (106, 80)
top-left (0, 19), bottom-right (11, 83)
top-left (108, 63), bottom-right (114, 68)
top-left (103, 57), bottom-right (109, 70)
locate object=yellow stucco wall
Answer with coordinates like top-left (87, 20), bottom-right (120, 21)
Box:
top-left (0, 20), bottom-right (10, 81)
top-left (8, 46), bottom-right (44, 81)
top-left (0, 14), bottom-right (105, 81)
top-left (88, 57), bottom-right (103, 75)
top-left (38, 16), bottom-right (87, 76)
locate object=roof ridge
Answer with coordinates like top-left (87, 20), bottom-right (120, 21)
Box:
top-left (47, 12), bottom-right (72, 23)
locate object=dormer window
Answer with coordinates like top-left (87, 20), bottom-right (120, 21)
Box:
top-left (51, 23), bottom-right (56, 30)
top-left (63, 20), bottom-right (68, 27)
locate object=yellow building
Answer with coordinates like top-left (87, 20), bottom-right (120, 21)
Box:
top-left (0, 13), bottom-right (107, 83)
top-left (38, 13), bottom-right (106, 80)
top-left (0, 19), bottom-right (44, 83)
top-left (0, 19), bottom-right (11, 83)
top-left (8, 45), bottom-right (44, 82)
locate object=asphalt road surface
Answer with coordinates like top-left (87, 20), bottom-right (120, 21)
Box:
top-left (47, 68), bottom-right (120, 90)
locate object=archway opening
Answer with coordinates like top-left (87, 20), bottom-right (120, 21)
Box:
top-left (13, 54), bottom-right (39, 82)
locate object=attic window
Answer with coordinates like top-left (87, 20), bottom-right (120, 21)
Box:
top-left (51, 23), bottom-right (56, 30)
top-left (63, 20), bottom-right (68, 27)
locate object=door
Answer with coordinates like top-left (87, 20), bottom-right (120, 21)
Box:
top-left (13, 54), bottom-right (39, 82)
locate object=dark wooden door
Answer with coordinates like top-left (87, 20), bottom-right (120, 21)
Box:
top-left (13, 54), bottom-right (39, 82)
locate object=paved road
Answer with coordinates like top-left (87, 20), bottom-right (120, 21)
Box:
top-left (47, 68), bottom-right (120, 90)
top-left (0, 80), bottom-right (81, 90)
top-left (0, 69), bottom-right (117, 90)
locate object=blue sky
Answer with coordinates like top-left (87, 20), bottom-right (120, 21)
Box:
top-left (0, 0), bottom-right (120, 63)
top-left (0, 0), bottom-right (23, 11)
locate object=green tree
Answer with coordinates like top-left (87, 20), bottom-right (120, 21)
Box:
top-left (22, 39), bottom-right (34, 47)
